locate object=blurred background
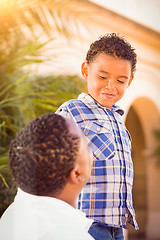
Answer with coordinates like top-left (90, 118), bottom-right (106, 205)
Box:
top-left (0, 1), bottom-right (160, 239)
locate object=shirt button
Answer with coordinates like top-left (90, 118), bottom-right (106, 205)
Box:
top-left (97, 126), bottom-right (101, 132)
top-left (125, 213), bottom-right (128, 218)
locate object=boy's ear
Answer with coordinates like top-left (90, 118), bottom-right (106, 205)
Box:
top-left (81, 61), bottom-right (88, 80)
top-left (128, 75), bottom-right (134, 87)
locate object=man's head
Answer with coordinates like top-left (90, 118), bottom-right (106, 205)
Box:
top-left (81, 33), bottom-right (137, 108)
top-left (9, 113), bottom-right (92, 200)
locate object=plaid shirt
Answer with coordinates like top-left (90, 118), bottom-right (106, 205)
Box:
top-left (56, 93), bottom-right (138, 230)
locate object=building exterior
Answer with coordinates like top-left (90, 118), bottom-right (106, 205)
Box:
top-left (35, 1), bottom-right (160, 239)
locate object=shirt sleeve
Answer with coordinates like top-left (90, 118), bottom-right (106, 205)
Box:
top-left (56, 104), bottom-right (72, 119)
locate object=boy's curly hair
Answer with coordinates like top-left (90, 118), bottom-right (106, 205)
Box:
top-left (86, 33), bottom-right (137, 74)
top-left (9, 113), bottom-right (80, 196)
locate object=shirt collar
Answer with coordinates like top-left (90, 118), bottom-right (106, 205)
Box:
top-left (78, 92), bottom-right (124, 116)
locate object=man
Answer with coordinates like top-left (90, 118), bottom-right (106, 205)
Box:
top-left (0, 113), bottom-right (93, 240)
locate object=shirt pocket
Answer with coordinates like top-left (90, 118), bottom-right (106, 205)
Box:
top-left (79, 120), bottom-right (115, 160)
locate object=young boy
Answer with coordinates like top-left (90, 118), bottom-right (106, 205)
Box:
top-left (0, 113), bottom-right (94, 240)
top-left (56, 33), bottom-right (139, 239)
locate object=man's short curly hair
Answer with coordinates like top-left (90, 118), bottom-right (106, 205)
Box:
top-left (86, 33), bottom-right (137, 74)
top-left (9, 113), bottom-right (80, 196)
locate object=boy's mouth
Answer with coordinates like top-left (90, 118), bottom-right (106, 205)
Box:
top-left (102, 92), bottom-right (115, 99)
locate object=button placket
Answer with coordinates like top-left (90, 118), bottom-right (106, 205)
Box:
top-left (97, 126), bottom-right (101, 132)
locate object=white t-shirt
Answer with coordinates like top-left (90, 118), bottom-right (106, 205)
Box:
top-left (0, 188), bottom-right (94, 240)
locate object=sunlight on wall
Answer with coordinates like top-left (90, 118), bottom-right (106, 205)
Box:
top-left (91, 0), bottom-right (160, 32)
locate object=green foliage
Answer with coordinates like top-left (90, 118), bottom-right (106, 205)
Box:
top-left (154, 129), bottom-right (160, 165)
top-left (0, 167), bottom-right (17, 217)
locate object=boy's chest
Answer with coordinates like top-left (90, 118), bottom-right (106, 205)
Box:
top-left (70, 106), bottom-right (131, 160)
top-left (70, 105), bottom-right (127, 138)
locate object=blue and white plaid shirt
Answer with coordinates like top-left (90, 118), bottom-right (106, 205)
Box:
top-left (56, 93), bottom-right (138, 230)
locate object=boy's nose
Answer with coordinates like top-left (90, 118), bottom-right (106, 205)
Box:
top-left (105, 79), bottom-right (115, 89)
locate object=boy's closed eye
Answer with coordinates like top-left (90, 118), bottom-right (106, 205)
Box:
top-left (117, 79), bottom-right (125, 84)
top-left (99, 75), bottom-right (126, 84)
top-left (99, 75), bottom-right (109, 80)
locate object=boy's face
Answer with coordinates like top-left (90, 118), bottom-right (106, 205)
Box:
top-left (81, 54), bottom-right (133, 109)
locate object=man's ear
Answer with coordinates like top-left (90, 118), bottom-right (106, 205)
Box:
top-left (69, 165), bottom-right (83, 184)
top-left (127, 75), bottom-right (134, 88)
top-left (81, 61), bottom-right (88, 80)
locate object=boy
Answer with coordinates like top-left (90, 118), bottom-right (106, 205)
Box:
top-left (56, 33), bottom-right (139, 239)
top-left (0, 113), bottom-right (93, 240)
